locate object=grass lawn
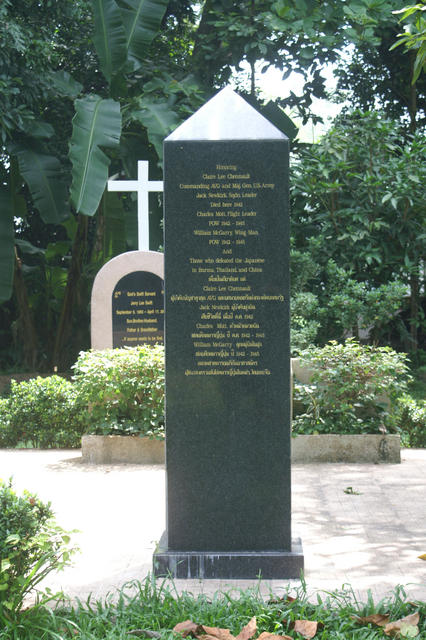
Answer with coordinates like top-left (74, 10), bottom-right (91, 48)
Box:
top-left (1, 577), bottom-right (425, 639)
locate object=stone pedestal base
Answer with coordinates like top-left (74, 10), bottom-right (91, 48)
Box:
top-left (153, 533), bottom-right (304, 579)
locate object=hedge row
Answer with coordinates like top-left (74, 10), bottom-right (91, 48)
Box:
top-left (0, 345), bottom-right (164, 448)
top-left (0, 342), bottom-right (424, 448)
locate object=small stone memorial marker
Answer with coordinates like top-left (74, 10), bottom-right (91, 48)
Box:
top-left (91, 251), bottom-right (164, 350)
top-left (153, 87), bottom-right (303, 579)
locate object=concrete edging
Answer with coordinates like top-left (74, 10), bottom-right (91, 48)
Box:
top-left (82, 433), bottom-right (400, 464)
top-left (292, 434), bottom-right (400, 463)
top-left (81, 435), bottom-right (165, 464)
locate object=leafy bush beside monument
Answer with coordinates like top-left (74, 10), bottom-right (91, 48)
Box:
top-left (395, 393), bottom-right (426, 448)
top-left (292, 339), bottom-right (410, 436)
top-left (0, 346), bottom-right (165, 447)
top-left (291, 340), bottom-right (426, 447)
top-left (72, 345), bottom-right (164, 439)
top-left (0, 479), bottom-right (75, 623)
top-left (0, 376), bottom-right (84, 448)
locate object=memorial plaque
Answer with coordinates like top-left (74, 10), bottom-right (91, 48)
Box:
top-left (112, 271), bottom-right (164, 347)
top-left (91, 251), bottom-right (164, 350)
top-left (154, 87), bottom-right (303, 579)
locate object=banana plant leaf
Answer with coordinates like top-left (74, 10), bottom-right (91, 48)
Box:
top-left (119, 0), bottom-right (168, 69)
top-left (49, 70), bottom-right (83, 98)
top-left (92, 0), bottom-right (127, 82)
top-left (0, 187), bottom-right (15, 303)
top-left (15, 148), bottom-right (70, 224)
top-left (15, 240), bottom-right (46, 257)
top-left (70, 95), bottom-right (122, 216)
top-left (132, 99), bottom-right (180, 161)
top-left (103, 191), bottom-right (127, 259)
top-left (27, 122), bottom-right (55, 139)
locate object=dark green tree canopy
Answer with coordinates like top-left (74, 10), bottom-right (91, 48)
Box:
top-left (291, 111), bottom-right (425, 350)
top-left (0, 0), bottom-right (424, 371)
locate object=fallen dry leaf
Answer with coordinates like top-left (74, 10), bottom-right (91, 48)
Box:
top-left (257, 633), bottom-right (292, 640)
top-left (418, 553), bottom-right (426, 560)
top-left (293, 620), bottom-right (318, 639)
top-left (199, 627), bottom-right (235, 640)
top-left (235, 617), bottom-right (257, 640)
top-left (173, 621), bottom-right (203, 637)
top-left (267, 595), bottom-right (297, 605)
top-left (352, 613), bottom-right (390, 627)
top-left (383, 612), bottom-right (420, 637)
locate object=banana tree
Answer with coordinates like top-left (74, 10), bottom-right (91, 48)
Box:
top-left (54, 0), bottom-right (200, 368)
top-left (0, 0), bottom-right (171, 286)
top-left (0, 188), bottom-right (15, 305)
top-left (1, 0), bottom-right (197, 371)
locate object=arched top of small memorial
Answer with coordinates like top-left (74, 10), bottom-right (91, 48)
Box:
top-left (166, 87), bottom-right (287, 142)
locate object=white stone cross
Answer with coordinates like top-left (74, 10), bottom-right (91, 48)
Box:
top-left (107, 160), bottom-right (163, 251)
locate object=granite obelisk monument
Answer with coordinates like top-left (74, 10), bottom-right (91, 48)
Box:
top-left (153, 87), bottom-right (303, 578)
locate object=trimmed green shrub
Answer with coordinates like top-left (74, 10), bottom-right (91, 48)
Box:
top-left (293, 339), bottom-right (410, 435)
top-left (72, 345), bottom-right (164, 438)
top-left (290, 291), bottom-right (320, 354)
top-left (409, 355), bottom-right (426, 402)
top-left (395, 393), bottom-right (426, 448)
top-left (0, 399), bottom-right (11, 448)
top-left (0, 479), bottom-right (75, 622)
top-left (0, 376), bottom-right (84, 448)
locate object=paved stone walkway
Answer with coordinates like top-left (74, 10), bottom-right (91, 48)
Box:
top-left (0, 448), bottom-right (425, 604)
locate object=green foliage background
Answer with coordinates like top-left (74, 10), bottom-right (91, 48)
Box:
top-left (0, 0), bottom-right (424, 377)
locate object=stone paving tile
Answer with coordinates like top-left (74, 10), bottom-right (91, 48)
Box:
top-left (0, 448), bottom-right (425, 604)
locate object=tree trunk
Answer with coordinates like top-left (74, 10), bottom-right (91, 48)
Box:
top-left (190, 0), bottom-right (221, 89)
top-left (52, 214), bottom-right (88, 369)
top-left (409, 50), bottom-right (417, 133)
top-left (409, 272), bottom-right (419, 352)
top-left (13, 250), bottom-right (38, 369)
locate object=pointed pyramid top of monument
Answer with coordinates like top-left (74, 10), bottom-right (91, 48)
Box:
top-left (166, 86), bottom-right (287, 142)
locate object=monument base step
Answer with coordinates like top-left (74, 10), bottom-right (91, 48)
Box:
top-left (153, 533), bottom-right (304, 579)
